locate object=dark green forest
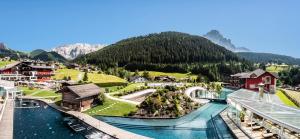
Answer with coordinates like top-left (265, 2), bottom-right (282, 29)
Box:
top-left (75, 31), bottom-right (254, 81)
top-left (279, 67), bottom-right (300, 87)
top-left (237, 52), bottom-right (300, 65)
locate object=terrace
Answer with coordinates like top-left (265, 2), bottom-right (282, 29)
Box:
top-left (227, 89), bottom-right (300, 138)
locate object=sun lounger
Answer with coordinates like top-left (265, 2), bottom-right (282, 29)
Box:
top-left (262, 133), bottom-right (274, 138)
top-left (252, 125), bottom-right (262, 130)
top-left (247, 121), bottom-right (256, 126)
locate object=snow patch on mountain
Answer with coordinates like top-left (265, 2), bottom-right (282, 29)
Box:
top-left (52, 43), bottom-right (106, 59)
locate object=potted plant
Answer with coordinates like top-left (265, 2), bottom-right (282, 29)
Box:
top-left (240, 111), bottom-right (245, 122)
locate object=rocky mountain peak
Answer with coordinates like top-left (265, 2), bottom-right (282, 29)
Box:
top-left (52, 43), bottom-right (106, 59)
top-left (204, 30), bottom-right (250, 52)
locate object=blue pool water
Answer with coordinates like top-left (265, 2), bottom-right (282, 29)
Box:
top-left (13, 100), bottom-right (85, 139)
top-left (96, 102), bottom-right (234, 139)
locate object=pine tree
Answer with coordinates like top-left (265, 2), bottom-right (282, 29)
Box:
top-left (83, 71), bottom-right (88, 82)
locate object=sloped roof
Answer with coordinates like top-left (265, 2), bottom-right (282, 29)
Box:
top-left (28, 65), bottom-right (54, 69)
top-left (232, 69), bottom-right (278, 79)
top-left (66, 83), bottom-right (101, 99)
top-left (0, 61), bottom-right (21, 71)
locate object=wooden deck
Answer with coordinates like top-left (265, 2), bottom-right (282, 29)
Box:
top-left (220, 110), bottom-right (250, 139)
top-left (67, 111), bottom-right (151, 139)
top-left (0, 99), bottom-right (14, 139)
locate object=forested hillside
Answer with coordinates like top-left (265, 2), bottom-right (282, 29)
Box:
top-left (237, 52), bottom-right (300, 65)
top-left (75, 32), bottom-right (254, 81)
top-left (32, 51), bottom-right (67, 63)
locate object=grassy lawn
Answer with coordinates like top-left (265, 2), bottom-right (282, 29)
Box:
top-left (87, 72), bottom-right (126, 83)
top-left (138, 71), bottom-right (197, 80)
top-left (266, 65), bottom-right (290, 73)
top-left (19, 87), bottom-right (61, 101)
top-left (276, 90), bottom-right (298, 108)
top-left (110, 83), bottom-right (144, 95)
top-left (32, 90), bottom-right (59, 97)
top-left (19, 87), bottom-right (39, 95)
top-left (0, 60), bottom-right (16, 68)
top-left (53, 69), bottom-right (83, 81)
top-left (84, 98), bottom-right (137, 116)
top-left (53, 68), bottom-right (126, 83)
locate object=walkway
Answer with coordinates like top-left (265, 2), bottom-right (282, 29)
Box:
top-left (120, 89), bottom-right (156, 100)
top-left (67, 111), bottom-right (150, 139)
top-left (0, 99), bottom-right (14, 139)
top-left (220, 110), bottom-right (250, 139)
top-left (105, 93), bottom-right (140, 105)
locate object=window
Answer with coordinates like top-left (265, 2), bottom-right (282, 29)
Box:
top-left (263, 76), bottom-right (271, 84)
top-left (250, 84), bottom-right (256, 89)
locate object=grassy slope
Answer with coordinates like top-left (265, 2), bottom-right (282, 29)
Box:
top-left (266, 65), bottom-right (290, 73)
top-left (87, 72), bottom-right (126, 83)
top-left (53, 69), bottom-right (126, 83)
top-left (138, 71), bottom-right (197, 79)
top-left (84, 98), bottom-right (137, 116)
top-left (109, 83), bottom-right (144, 94)
top-left (20, 87), bottom-right (61, 100)
top-left (0, 60), bottom-right (15, 68)
top-left (276, 90), bottom-right (298, 108)
top-left (53, 69), bottom-right (83, 81)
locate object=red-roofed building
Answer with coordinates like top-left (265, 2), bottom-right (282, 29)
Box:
top-left (230, 69), bottom-right (278, 93)
top-left (0, 61), bottom-right (55, 82)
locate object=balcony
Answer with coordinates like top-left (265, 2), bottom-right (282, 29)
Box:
top-left (35, 72), bottom-right (54, 76)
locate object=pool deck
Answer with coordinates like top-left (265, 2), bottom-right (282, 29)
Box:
top-left (67, 111), bottom-right (151, 139)
top-left (19, 96), bottom-right (151, 139)
top-left (0, 99), bottom-right (14, 139)
top-left (220, 109), bottom-right (250, 139)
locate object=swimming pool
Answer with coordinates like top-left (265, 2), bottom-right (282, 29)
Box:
top-left (96, 102), bottom-right (235, 139)
top-left (13, 100), bottom-right (85, 139)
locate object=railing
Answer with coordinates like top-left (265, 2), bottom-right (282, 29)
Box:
top-left (210, 115), bottom-right (223, 139)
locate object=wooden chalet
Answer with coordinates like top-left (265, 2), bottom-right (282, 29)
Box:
top-left (230, 69), bottom-right (278, 93)
top-left (60, 83), bottom-right (103, 112)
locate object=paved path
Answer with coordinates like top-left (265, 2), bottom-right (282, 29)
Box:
top-left (120, 89), bottom-right (156, 100)
top-left (220, 110), bottom-right (250, 139)
top-left (67, 111), bottom-right (151, 139)
top-left (105, 93), bottom-right (140, 105)
top-left (0, 99), bottom-right (14, 139)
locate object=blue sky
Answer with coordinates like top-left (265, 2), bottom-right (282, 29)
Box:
top-left (0, 0), bottom-right (299, 58)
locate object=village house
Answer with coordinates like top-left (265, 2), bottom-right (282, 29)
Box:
top-left (129, 76), bottom-right (148, 83)
top-left (60, 83), bottom-right (103, 112)
top-left (230, 69), bottom-right (278, 93)
top-left (66, 63), bottom-right (80, 70)
top-left (0, 61), bottom-right (55, 82)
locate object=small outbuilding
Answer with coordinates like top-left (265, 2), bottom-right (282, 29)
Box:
top-left (60, 83), bottom-right (103, 111)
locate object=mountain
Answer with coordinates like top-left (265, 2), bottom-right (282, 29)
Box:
top-left (52, 43), bottom-right (106, 59)
top-left (31, 50), bottom-right (67, 63)
top-left (237, 52), bottom-right (300, 65)
top-left (0, 42), bottom-right (28, 59)
top-left (74, 31), bottom-right (254, 82)
top-left (30, 49), bottom-right (46, 58)
top-left (204, 30), bottom-right (250, 52)
top-left (75, 31), bottom-right (241, 66)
